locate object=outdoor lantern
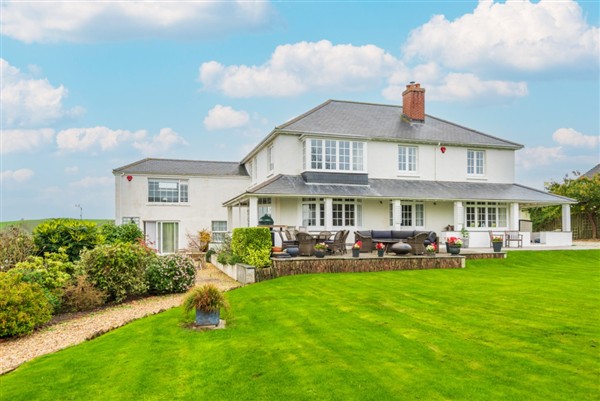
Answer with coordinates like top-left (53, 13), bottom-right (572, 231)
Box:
top-left (440, 146), bottom-right (447, 154)
top-left (126, 175), bottom-right (133, 182)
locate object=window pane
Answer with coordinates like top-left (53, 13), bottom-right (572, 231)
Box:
top-left (415, 204), bottom-right (424, 226)
top-left (389, 202), bottom-right (394, 226)
top-left (352, 142), bottom-right (364, 171)
top-left (401, 204), bottom-right (412, 226)
top-left (466, 206), bottom-right (476, 228)
top-left (161, 222), bottom-right (178, 253)
top-left (325, 140), bottom-right (337, 170)
top-left (311, 139), bottom-right (323, 169)
top-left (345, 204), bottom-right (355, 226)
top-left (332, 204), bottom-right (343, 226)
top-left (467, 151), bottom-right (474, 175)
top-left (339, 141), bottom-right (350, 170)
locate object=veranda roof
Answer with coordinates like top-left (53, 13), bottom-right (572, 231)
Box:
top-left (223, 174), bottom-right (575, 206)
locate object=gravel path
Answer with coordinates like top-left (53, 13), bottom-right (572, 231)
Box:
top-left (0, 263), bottom-right (240, 375)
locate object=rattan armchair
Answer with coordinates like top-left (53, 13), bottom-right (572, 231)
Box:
top-left (278, 230), bottom-right (298, 250)
top-left (406, 232), bottom-right (429, 255)
top-left (324, 230), bottom-right (346, 255)
top-left (354, 231), bottom-right (373, 253)
top-left (296, 232), bottom-right (316, 256)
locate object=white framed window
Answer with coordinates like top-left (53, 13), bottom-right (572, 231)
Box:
top-left (148, 179), bottom-right (188, 203)
top-left (390, 200), bottom-right (424, 228)
top-left (467, 150), bottom-right (485, 175)
top-left (306, 139), bottom-right (365, 172)
top-left (258, 198), bottom-right (272, 218)
top-left (267, 145), bottom-right (274, 173)
top-left (302, 197), bottom-right (325, 227)
top-left (211, 221), bottom-right (227, 243)
top-left (144, 221), bottom-right (179, 253)
top-left (398, 146), bottom-right (417, 173)
top-left (332, 198), bottom-right (362, 227)
top-left (465, 202), bottom-right (508, 228)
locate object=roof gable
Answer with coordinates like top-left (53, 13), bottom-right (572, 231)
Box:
top-left (277, 100), bottom-right (523, 149)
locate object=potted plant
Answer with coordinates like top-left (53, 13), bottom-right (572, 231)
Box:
top-left (460, 227), bottom-right (470, 248)
top-left (314, 242), bottom-right (328, 258)
top-left (352, 241), bottom-right (362, 257)
top-left (492, 236), bottom-right (503, 252)
top-left (445, 237), bottom-right (463, 255)
top-left (183, 284), bottom-right (229, 327)
top-left (425, 244), bottom-right (436, 256)
top-left (375, 242), bottom-right (385, 257)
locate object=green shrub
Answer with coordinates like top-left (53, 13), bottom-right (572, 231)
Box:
top-left (8, 251), bottom-right (74, 312)
top-left (0, 226), bottom-right (36, 271)
top-left (62, 275), bottom-right (107, 312)
top-left (205, 249), bottom-right (216, 263)
top-left (100, 222), bottom-right (144, 245)
top-left (146, 254), bottom-right (196, 294)
top-left (231, 227), bottom-right (272, 267)
top-left (81, 243), bottom-right (154, 303)
top-left (33, 219), bottom-right (103, 261)
top-left (0, 272), bottom-right (53, 337)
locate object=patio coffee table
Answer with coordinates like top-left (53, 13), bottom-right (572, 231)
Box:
top-left (389, 242), bottom-right (412, 255)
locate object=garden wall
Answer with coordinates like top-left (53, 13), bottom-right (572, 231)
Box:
top-left (255, 255), bottom-right (465, 282)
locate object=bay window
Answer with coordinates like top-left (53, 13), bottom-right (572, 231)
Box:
top-left (305, 139), bottom-right (365, 172)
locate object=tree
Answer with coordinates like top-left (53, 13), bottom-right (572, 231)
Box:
top-left (529, 171), bottom-right (600, 239)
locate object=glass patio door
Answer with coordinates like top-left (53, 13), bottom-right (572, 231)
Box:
top-left (144, 221), bottom-right (179, 253)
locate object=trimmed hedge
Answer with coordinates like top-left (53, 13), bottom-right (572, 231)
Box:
top-left (231, 227), bottom-right (272, 268)
top-left (100, 222), bottom-right (144, 245)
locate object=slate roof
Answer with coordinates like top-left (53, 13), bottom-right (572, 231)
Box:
top-left (224, 175), bottom-right (574, 205)
top-left (582, 164), bottom-right (600, 178)
top-left (276, 100), bottom-right (523, 149)
top-left (113, 158), bottom-right (248, 176)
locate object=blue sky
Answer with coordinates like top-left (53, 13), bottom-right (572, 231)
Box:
top-left (1, 0), bottom-right (599, 221)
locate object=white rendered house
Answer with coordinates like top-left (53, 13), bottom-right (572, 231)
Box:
top-left (114, 83), bottom-right (574, 251)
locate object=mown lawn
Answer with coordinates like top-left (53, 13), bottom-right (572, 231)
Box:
top-left (2, 250), bottom-right (599, 400)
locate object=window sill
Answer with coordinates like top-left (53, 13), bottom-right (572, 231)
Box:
top-left (466, 176), bottom-right (488, 181)
top-left (147, 203), bottom-right (190, 206)
top-left (396, 172), bottom-right (419, 178)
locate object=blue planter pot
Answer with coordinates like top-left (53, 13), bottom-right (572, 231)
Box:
top-left (352, 248), bottom-right (360, 258)
top-left (195, 309), bottom-right (220, 326)
top-left (286, 247), bottom-right (299, 257)
top-left (447, 245), bottom-right (461, 255)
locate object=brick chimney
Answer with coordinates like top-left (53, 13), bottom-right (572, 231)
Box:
top-left (402, 82), bottom-right (425, 122)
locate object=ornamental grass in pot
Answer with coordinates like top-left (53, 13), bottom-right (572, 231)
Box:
top-left (183, 284), bottom-right (229, 327)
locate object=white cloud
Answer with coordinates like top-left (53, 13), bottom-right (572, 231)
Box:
top-left (56, 126), bottom-right (146, 152)
top-left (1, 128), bottom-right (55, 154)
top-left (516, 146), bottom-right (566, 170)
top-left (2, 1), bottom-right (274, 43)
top-left (65, 166), bottom-right (79, 174)
top-left (132, 128), bottom-right (188, 156)
top-left (383, 72), bottom-right (527, 103)
top-left (552, 128), bottom-right (600, 149)
top-left (56, 126), bottom-right (187, 155)
top-left (204, 105), bottom-right (250, 131)
top-left (69, 176), bottom-right (113, 188)
top-left (403, 0), bottom-right (599, 72)
top-left (1, 59), bottom-right (84, 128)
top-left (199, 40), bottom-right (399, 97)
top-left (0, 168), bottom-right (34, 182)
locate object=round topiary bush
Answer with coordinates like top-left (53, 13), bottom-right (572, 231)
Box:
top-left (0, 272), bottom-right (53, 338)
top-left (80, 243), bottom-right (154, 303)
top-left (146, 254), bottom-right (196, 294)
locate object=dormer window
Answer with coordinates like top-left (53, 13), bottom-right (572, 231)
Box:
top-left (305, 139), bottom-right (365, 172)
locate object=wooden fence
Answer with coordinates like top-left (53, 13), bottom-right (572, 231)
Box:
top-left (536, 214), bottom-right (599, 239)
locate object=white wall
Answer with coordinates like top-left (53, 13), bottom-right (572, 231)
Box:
top-left (367, 141), bottom-right (515, 183)
top-left (115, 173), bottom-right (250, 251)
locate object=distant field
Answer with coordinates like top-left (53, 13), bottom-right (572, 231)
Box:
top-left (0, 219), bottom-right (113, 233)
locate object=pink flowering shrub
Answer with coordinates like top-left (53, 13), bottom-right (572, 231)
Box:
top-left (146, 254), bottom-right (196, 294)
